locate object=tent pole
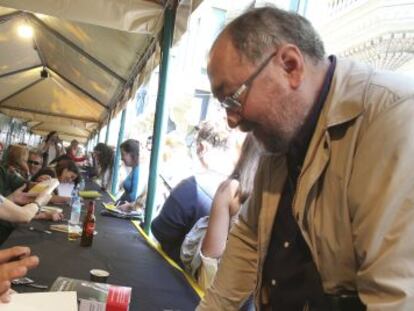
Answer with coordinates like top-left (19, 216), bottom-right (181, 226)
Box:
top-left (144, 2), bottom-right (176, 233)
top-left (105, 113), bottom-right (112, 144)
top-left (111, 108), bottom-right (127, 195)
top-left (6, 118), bottom-right (13, 146)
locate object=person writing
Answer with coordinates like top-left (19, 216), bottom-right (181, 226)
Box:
top-left (198, 5), bottom-right (414, 311)
top-left (118, 139), bottom-right (140, 204)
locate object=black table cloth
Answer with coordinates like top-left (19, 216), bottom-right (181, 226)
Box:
top-left (2, 181), bottom-right (200, 311)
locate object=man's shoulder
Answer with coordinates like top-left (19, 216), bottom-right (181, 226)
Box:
top-left (329, 58), bottom-right (414, 127)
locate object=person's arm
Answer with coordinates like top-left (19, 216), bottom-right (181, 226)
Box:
top-left (197, 156), bottom-right (268, 311)
top-left (128, 166), bottom-right (140, 202)
top-left (49, 195), bottom-right (70, 205)
top-left (201, 179), bottom-right (240, 258)
top-left (0, 190), bottom-right (51, 223)
top-left (348, 100), bottom-right (414, 310)
top-left (0, 246), bottom-right (39, 303)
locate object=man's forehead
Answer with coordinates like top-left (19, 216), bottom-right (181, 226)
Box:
top-left (208, 37), bottom-right (246, 97)
top-left (30, 154), bottom-right (42, 160)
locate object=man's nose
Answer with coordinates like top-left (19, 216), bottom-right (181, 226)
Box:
top-left (226, 110), bottom-right (242, 128)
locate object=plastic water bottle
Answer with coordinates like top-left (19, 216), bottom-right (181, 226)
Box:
top-left (79, 178), bottom-right (85, 191)
top-left (68, 187), bottom-right (82, 240)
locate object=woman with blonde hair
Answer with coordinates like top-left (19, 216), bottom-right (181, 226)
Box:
top-left (180, 133), bottom-right (263, 293)
top-left (4, 144), bottom-right (30, 181)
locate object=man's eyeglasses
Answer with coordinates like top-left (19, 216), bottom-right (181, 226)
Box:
top-left (220, 52), bottom-right (277, 110)
top-left (28, 160), bottom-right (41, 166)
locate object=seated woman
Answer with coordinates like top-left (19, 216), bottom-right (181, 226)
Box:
top-left (118, 139), bottom-right (140, 203)
top-left (2, 144), bottom-right (30, 183)
top-left (151, 121), bottom-right (233, 265)
top-left (92, 143), bottom-right (114, 191)
top-left (180, 134), bottom-right (263, 292)
top-left (32, 159), bottom-right (80, 204)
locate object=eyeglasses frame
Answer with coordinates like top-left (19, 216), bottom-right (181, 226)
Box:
top-left (220, 51), bottom-right (278, 110)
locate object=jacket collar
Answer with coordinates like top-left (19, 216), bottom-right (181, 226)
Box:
top-left (322, 58), bottom-right (372, 128)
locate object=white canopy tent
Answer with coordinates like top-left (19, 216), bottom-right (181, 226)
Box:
top-left (0, 0), bottom-right (199, 143)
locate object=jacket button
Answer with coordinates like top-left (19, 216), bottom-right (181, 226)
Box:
top-left (271, 279), bottom-right (277, 287)
top-left (283, 241), bottom-right (290, 248)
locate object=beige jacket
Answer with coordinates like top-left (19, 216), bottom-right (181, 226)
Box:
top-left (197, 59), bottom-right (414, 310)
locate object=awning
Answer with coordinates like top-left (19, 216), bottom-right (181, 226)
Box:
top-left (0, 0), bottom-right (199, 143)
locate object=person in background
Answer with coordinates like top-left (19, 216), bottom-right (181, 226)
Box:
top-left (181, 134), bottom-right (263, 292)
top-left (92, 143), bottom-right (114, 191)
top-left (39, 131), bottom-right (64, 166)
top-left (0, 146), bottom-right (26, 198)
top-left (66, 139), bottom-right (86, 164)
top-left (150, 121), bottom-right (233, 265)
top-left (3, 145), bottom-right (29, 182)
top-left (33, 159), bottom-right (80, 185)
top-left (32, 159), bottom-right (80, 204)
top-left (27, 149), bottom-right (43, 179)
top-left (118, 139), bottom-right (140, 203)
top-left (0, 246), bottom-right (39, 303)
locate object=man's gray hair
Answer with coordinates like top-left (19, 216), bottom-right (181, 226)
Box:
top-left (29, 148), bottom-right (43, 158)
top-left (220, 6), bottom-right (325, 63)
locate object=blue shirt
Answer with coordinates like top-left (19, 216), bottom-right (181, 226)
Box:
top-left (122, 165), bottom-right (139, 202)
top-left (151, 176), bottom-right (213, 265)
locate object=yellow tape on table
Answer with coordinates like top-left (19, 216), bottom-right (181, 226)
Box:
top-left (131, 221), bottom-right (204, 299)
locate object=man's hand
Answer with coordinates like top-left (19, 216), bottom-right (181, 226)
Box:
top-left (0, 246), bottom-right (39, 303)
top-left (7, 186), bottom-right (36, 206)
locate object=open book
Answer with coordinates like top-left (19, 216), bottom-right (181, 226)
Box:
top-left (50, 277), bottom-right (132, 311)
top-left (28, 178), bottom-right (59, 195)
top-left (0, 292), bottom-right (77, 311)
top-left (101, 203), bottom-right (143, 220)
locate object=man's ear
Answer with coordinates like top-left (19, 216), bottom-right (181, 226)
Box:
top-left (279, 44), bottom-right (304, 89)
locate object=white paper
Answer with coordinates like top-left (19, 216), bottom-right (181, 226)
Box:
top-left (57, 183), bottom-right (75, 197)
top-left (0, 292), bottom-right (77, 311)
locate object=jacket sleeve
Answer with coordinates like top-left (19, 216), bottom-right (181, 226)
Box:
top-left (348, 99), bottom-right (414, 310)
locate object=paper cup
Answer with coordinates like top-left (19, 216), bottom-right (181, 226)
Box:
top-left (89, 269), bottom-right (110, 283)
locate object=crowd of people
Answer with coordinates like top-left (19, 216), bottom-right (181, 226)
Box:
top-left (0, 131), bottom-right (117, 302)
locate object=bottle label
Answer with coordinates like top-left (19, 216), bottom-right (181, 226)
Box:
top-left (85, 222), bottom-right (95, 236)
